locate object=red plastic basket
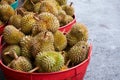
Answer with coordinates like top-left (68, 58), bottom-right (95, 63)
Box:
top-left (58, 16), bottom-right (76, 33)
top-left (0, 24), bottom-right (5, 35)
top-left (0, 36), bottom-right (92, 80)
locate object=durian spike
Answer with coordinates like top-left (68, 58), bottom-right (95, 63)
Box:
top-left (29, 66), bottom-right (39, 73)
top-left (70, 2), bottom-right (73, 7)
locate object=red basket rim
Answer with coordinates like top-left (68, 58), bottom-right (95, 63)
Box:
top-left (0, 43), bottom-right (92, 75)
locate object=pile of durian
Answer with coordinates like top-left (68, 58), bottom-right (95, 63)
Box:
top-left (0, 0), bottom-right (89, 73)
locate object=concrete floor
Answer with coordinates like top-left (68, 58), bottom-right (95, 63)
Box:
top-left (1, 0), bottom-right (120, 80)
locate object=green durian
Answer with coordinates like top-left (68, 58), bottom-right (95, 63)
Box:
top-left (20, 13), bottom-right (36, 34)
top-left (56, 0), bottom-right (67, 5)
top-left (38, 12), bottom-right (60, 33)
top-left (9, 14), bottom-right (22, 29)
top-left (66, 23), bottom-right (88, 46)
top-left (9, 54), bottom-right (33, 72)
top-left (35, 51), bottom-right (64, 72)
top-left (61, 15), bottom-right (73, 26)
top-left (33, 2), bottom-right (41, 13)
top-left (0, 4), bottom-right (15, 22)
top-left (20, 36), bottom-right (33, 59)
top-left (57, 10), bottom-right (66, 22)
top-left (3, 25), bottom-right (25, 44)
top-left (39, 1), bottom-right (58, 15)
top-left (68, 41), bottom-right (89, 65)
top-left (54, 30), bottom-right (67, 51)
top-left (62, 2), bottom-right (74, 16)
top-left (32, 31), bottom-right (54, 58)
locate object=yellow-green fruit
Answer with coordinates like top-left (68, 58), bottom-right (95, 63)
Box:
top-left (39, 1), bottom-right (58, 15)
top-left (66, 23), bottom-right (88, 46)
top-left (2, 45), bottom-right (21, 58)
top-left (56, 0), bottom-right (67, 5)
top-left (32, 31), bottom-right (54, 58)
top-left (9, 56), bottom-right (33, 72)
top-left (57, 10), bottom-right (66, 22)
top-left (0, 4), bottom-right (15, 22)
top-left (68, 41), bottom-right (89, 65)
top-left (38, 12), bottom-right (60, 33)
top-left (21, 13), bottom-right (36, 34)
top-left (35, 51), bottom-right (64, 72)
top-left (20, 36), bottom-right (33, 59)
top-left (9, 14), bottom-right (22, 29)
top-left (62, 4), bottom-right (74, 16)
top-left (61, 15), bottom-right (73, 26)
top-left (54, 30), bottom-right (67, 51)
top-left (22, 0), bottom-right (34, 11)
top-left (34, 2), bottom-right (41, 13)
top-left (3, 25), bottom-right (25, 44)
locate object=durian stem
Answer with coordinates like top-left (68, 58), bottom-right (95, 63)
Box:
top-left (70, 2), bottom-right (73, 7)
top-left (29, 67), bottom-right (39, 73)
top-left (12, 50), bottom-right (18, 60)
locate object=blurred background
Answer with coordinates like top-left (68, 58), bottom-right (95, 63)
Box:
top-left (1, 0), bottom-right (120, 80)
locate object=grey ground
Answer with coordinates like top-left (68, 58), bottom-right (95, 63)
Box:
top-left (68, 0), bottom-right (120, 80)
top-left (1, 0), bottom-right (120, 80)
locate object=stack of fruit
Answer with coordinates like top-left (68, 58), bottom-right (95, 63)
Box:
top-left (0, 0), bottom-right (89, 73)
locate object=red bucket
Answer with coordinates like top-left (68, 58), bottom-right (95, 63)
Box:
top-left (58, 16), bottom-right (76, 33)
top-left (0, 36), bottom-right (92, 80)
top-left (0, 24), bottom-right (5, 35)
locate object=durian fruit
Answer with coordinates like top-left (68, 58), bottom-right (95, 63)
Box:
top-left (54, 30), bottom-right (67, 51)
top-left (32, 31), bottom-right (54, 58)
top-left (2, 45), bottom-right (21, 65)
top-left (66, 23), bottom-right (88, 46)
top-left (2, 45), bottom-right (21, 58)
top-left (20, 13), bottom-right (36, 34)
top-left (20, 36), bottom-right (33, 59)
top-left (39, 1), bottom-right (58, 15)
top-left (33, 2), bottom-right (41, 13)
top-left (60, 15), bottom-right (73, 26)
top-left (38, 12), bottom-right (60, 33)
top-left (32, 51), bottom-right (64, 72)
top-left (56, 0), bottom-right (67, 5)
top-left (62, 2), bottom-right (74, 16)
top-left (67, 41), bottom-right (89, 65)
top-left (0, 4), bottom-right (15, 22)
top-left (9, 14), bottom-right (22, 29)
top-left (22, 0), bottom-right (34, 11)
top-left (3, 25), bottom-right (25, 44)
top-left (8, 52), bottom-right (33, 72)
top-left (57, 10), bottom-right (66, 23)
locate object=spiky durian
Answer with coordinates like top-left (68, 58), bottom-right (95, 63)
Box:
top-left (66, 23), bottom-right (88, 46)
top-left (54, 30), bottom-right (67, 51)
top-left (9, 52), bottom-right (33, 72)
top-left (56, 0), bottom-right (67, 5)
top-left (0, 4), bottom-right (15, 22)
top-left (61, 15), bottom-right (73, 26)
top-left (38, 12), bottom-right (60, 33)
top-left (9, 14), bottom-right (22, 29)
top-left (33, 2), bottom-right (41, 13)
top-left (22, 0), bottom-right (34, 11)
top-left (68, 41), bottom-right (89, 65)
top-left (32, 31), bottom-right (54, 58)
top-left (20, 36), bottom-right (33, 59)
top-left (57, 10), bottom-right (66, 22)
top-left (3, 25), bottom-right (25, 44)
top-left (62, 2), bottom-right (74, 16)
top-left (35, 51), bottom-right (64, 72)
top-left (20, 13), bottom-right (36, 34)
top-left (39, 1), bottom-right (58, 15)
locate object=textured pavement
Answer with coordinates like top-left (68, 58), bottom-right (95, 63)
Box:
top-left (1, 0), bottom-right (120, 80)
